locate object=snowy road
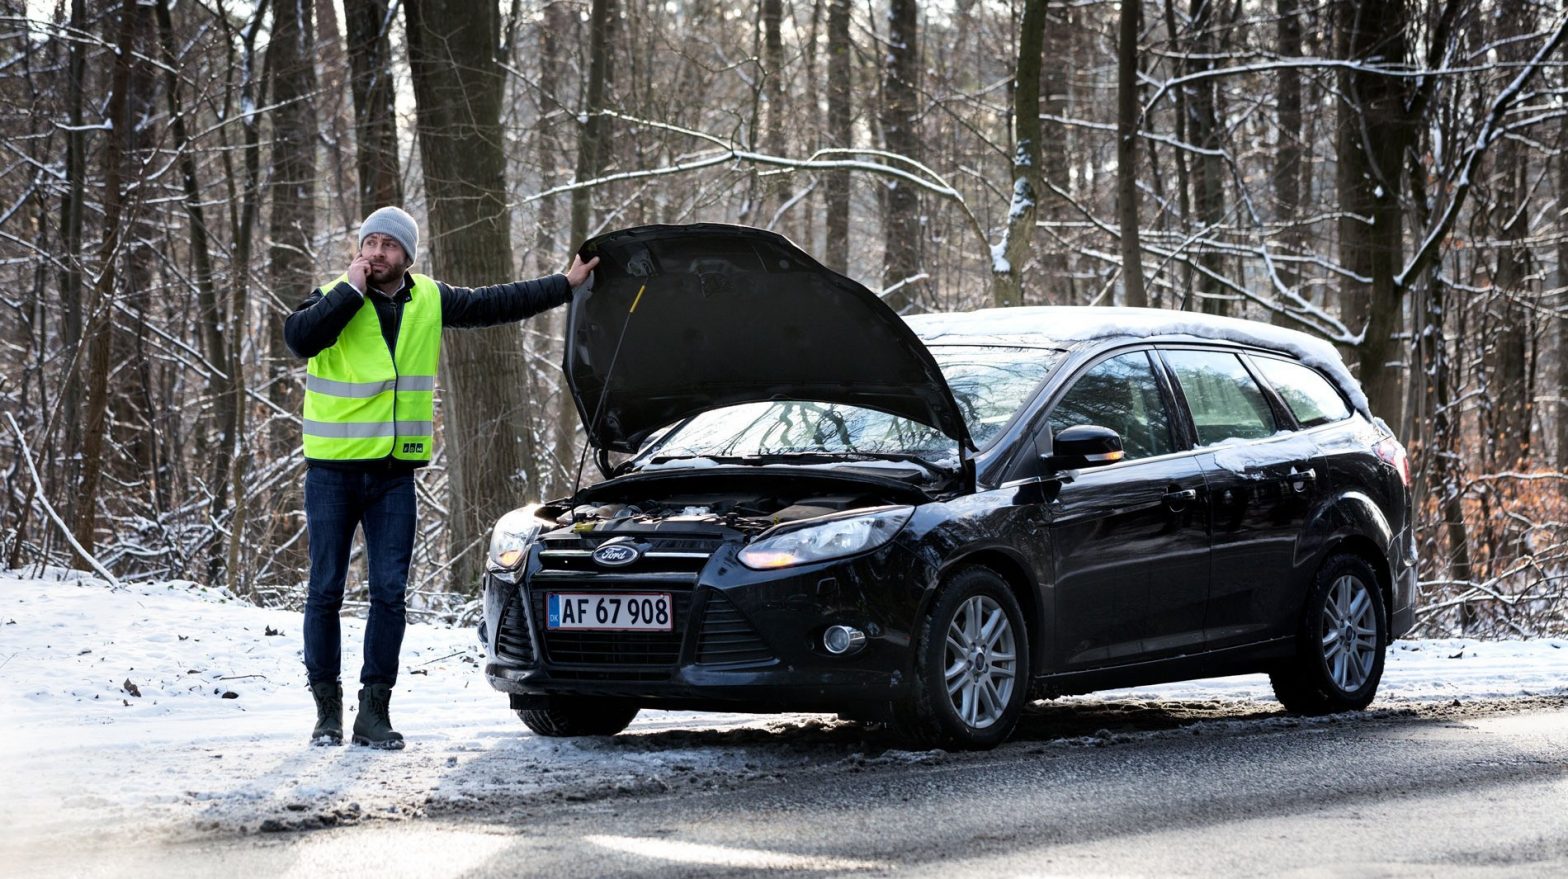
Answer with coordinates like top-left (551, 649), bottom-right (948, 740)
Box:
top-left (3, 572), bottom-right (1566, 876)
top-left (8, 696), bottom-right (1567, 877)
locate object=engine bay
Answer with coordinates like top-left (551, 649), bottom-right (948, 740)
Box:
top-left (554, 490), bottom-right (892, 538)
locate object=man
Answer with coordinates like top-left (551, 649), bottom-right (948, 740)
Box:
top-left (283, 206), bottom-right (597, 749)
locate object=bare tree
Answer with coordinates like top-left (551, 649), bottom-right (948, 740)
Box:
top-left (265, 0), bottom-right (318, 455)
top-left (823, 0), bottom-right (851, 274)
top-left (406, 0), bottom-right (537, 592)
top-left (992, 0), bottom-right (1047, 308)
top-left (880, 0), bottom-right (924, 311)
top-left (344, 0), bottom-right (402, 212)
top-left (1116, 0), bottom-right (1147, 306)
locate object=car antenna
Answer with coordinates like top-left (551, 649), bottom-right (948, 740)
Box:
top-left (572, 281), bottom-right (647, 496)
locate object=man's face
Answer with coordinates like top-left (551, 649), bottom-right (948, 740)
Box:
top-left (359, 233), bottom-right (408, 285)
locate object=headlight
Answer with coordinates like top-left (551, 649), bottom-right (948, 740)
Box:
top-left (488, 504), bottom-right (547, 570)
top-left (738, 506), bottom-right (914, 570)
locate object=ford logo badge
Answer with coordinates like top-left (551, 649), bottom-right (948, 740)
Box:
top-left (592, 543), bottom-right (641, 567)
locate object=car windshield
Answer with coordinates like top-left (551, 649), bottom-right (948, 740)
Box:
top-left (631, 345), bottom-right (1061, 470)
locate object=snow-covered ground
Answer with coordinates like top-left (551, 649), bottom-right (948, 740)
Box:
top-left (2, 570), bottom-right (1564, 844)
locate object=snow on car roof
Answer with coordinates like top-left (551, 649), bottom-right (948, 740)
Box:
top-left (905, 306), bottom-right (1372, 419)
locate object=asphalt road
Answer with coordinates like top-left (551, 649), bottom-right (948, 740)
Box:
top-left (15, 697), bottom-right (1568, 878)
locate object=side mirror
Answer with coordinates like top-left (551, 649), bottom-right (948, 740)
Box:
top-left (1046, 425), bottom-right (1125, 470)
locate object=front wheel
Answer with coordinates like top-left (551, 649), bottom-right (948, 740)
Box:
top-left (518, 698), bottom-right (640, 737)
top-left (1270, 553), bottom-right (1387, 714)
top-left (894, 566), bottom-right (1030, 750)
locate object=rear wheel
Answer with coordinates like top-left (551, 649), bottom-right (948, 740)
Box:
top-left (894, 566), bottom-right (1030, 749)
top-left (518, 698), bottom-right (640, 737)
top-left (1270, 554), bottom-right (1387, 714)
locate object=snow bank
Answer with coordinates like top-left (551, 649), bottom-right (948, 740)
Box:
top-left (907, 306), bottom-right (1373, 420)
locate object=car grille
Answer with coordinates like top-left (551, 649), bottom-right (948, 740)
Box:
top-left (530, 587), bottom-right (694, 668)
top-left (494, 590), bottom-right (535, 664)
top-left (536, 533), bottom-right (721, 576)
top-left (696, 593), bottom-right (776, 667)
top-left (525, 531), bottom-right (728, 676)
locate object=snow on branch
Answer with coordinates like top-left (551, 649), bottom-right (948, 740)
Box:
top-left (1397, 13), bottom-right (1568, 291)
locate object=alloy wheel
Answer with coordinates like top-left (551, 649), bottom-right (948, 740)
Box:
top-left (943, 594), bottom-right (1019, 729)
top-left (1320, 574), bottom-right (1378, 693)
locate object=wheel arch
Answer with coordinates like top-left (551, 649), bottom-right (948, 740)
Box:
top-left (1322, 533), bottom-right (1395, 631)
top-left (935, 546), bottom-right (1043, 673)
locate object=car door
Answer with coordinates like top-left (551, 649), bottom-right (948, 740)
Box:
top-left (1159, 347), bottom-right (1319, 650)
top-left (1043, 349), bottom-right (1210, 669)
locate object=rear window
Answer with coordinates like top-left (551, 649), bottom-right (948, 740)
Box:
top-left (1163, 350), bottom-right (1278, 446)
top-left (1252, 357), bottom-right (1352, 427)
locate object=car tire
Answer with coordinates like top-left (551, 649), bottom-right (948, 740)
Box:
top-left (893, 566), bottom-right (1030, 750)
top-left (518, 698), bottom-right (640, 737)
top-left (1270, 553), bottom-right (1387, 714)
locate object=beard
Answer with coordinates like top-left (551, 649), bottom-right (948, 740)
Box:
top-left (367, 262), bottom-right (403, 286)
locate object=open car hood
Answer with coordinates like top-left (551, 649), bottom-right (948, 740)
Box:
top-left (566, 224), bottom-right (972, 454)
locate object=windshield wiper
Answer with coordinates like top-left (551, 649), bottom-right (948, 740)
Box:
top-left (735, 451), bottom-right (955, 480)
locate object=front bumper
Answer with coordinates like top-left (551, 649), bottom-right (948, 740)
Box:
top-left (480, 542), bottom-right (930, 715)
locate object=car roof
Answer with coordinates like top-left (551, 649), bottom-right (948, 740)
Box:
top-left (904, 306), bottom-right (1372, 419)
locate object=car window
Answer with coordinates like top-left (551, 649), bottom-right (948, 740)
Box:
top-left (1048, 351), bottom-right (1175, 461)
top-left (1251, 357), bottom-right (1351, 427)
top-left (631, 346), bottom-right (1061, 466)
top-left (1163, 350), bottom-right (1277, 446)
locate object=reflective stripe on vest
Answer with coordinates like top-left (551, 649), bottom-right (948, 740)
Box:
top-left (302, 273), bottom-right (442, 462)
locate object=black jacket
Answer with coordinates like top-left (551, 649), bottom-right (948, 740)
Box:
top-left (284, 271), bottom-right (572, 471)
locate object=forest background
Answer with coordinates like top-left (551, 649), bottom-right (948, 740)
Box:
top-left (1, 0), bottom-right (1564, 637)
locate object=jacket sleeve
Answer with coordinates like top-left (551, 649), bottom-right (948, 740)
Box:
top-left (283, 281), bottom-right (364, 359)
top-left (438, 274), bottom-right (572, 329)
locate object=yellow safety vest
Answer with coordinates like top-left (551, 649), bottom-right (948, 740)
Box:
top-left (302, 273), bottom-right (441, 462)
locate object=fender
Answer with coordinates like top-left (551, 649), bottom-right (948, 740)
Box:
top-left (1299, 488), bottom-right (1395, 583)
top-left (902, 493), bottom-right (1052, 675)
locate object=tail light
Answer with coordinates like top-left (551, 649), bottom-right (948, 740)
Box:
top-left (1373, 436), bottom-right (1410, 488)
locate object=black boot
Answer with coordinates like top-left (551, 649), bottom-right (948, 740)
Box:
top-left (309, 681), bottom-right (343, 746)
top-left (351, 683), bottom-right (405, 750)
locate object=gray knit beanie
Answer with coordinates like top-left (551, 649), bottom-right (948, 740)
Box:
top-left (358, 206), bottom-right (418, 265)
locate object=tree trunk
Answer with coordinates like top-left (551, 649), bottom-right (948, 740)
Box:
top-left (314, 0), bottom-right (355, 230)
top-left (534, 1), bottom-right (569, 276)
top-left (1558, 69), bottom-right (1568, 467)
top-left (1115, 0), bottom-right (1147, 307)
top-left (407, 0), bottom-right (536, 593)
top-left (1271, 0), bottom-right (1303, 326)
top-left (880, 0), bottom-right (923, 312)
top-left (1038, 0), bottom-right (1073, 305)
top-left (344, 0), bottom-right (403, 212)
top-left (570, 0), bottom-right (615, 250)
top-left (57, 0), bottom-right (88, 510)
top-left (156, 0), bottom-right (235, 580)
top-left (1160, 0), bottom-right (1194, 310)
top-left (992, 0), bottom-right (1046, 309)
top-left (1487, 0), bottom-right (1538, 467)
top-left (762, 0), bottom-right (790, 237)
top-left (225, 0), bottom-right (269, 597)
top-left (266, 0), bottom-right (317, 455)
top-left (823, 0), bottom-right (852, 274)
top-left (74, 0), bottom-right (150, 557)
top-left (1187, 0), bottom-right (1226, 315)
top-left (559, 0), bottom-right (615, 493)
top-left (1335, 0), bottom-right (1413, 427)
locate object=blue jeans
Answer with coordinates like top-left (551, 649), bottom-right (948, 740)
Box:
top-left (302, 467), bottom-right (417, 687)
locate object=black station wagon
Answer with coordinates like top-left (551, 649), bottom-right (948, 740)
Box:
top-left (481, 224), bottom-right (1415, 749)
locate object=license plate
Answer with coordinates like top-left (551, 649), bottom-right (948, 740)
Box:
top-left (547, 593), bottom-right (673, 631)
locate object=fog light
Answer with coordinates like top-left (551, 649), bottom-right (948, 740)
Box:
top-left (823, 625), bottom-right (866, 655)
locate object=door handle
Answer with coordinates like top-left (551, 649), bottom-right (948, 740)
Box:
top-left (1289, 467), bottom-right (1317, 493)
top-left (1163, 488), bottom-right (1198, 510)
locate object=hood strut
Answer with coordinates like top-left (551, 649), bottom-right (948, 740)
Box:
top-left (573, 281), bottom-right (647, 492)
